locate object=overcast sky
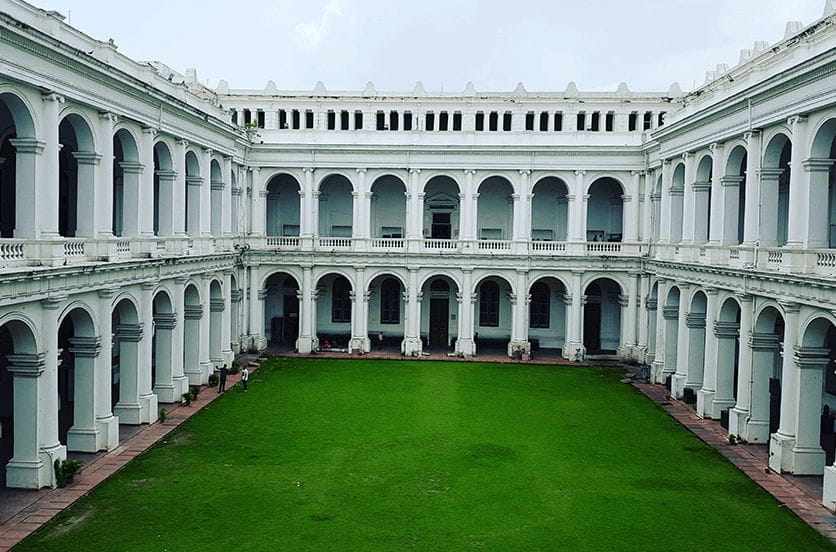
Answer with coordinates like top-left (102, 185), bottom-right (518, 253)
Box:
top-left (42, 0), bottom-right (826, 93)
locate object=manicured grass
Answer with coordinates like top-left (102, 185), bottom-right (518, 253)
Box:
top-left (19, 358), bottom-right (832, 551)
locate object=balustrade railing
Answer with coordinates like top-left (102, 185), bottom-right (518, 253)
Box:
top-left (317, 237), bottom-right (352, 249)
top-left (478, 239), bottom-right (512, 252)
top-left (63, 240), bottom-right (85, 257)
top-left (816, 250), bottom-right (836, 269)
top-left (586, 242), bottom-right (622, 254)
top-left (266, 236), bottom-right (301, 249)
top-left (0, 240), bottom-right (25, 262)
top-left (530, 240), bottom-right (567, 254)
top-left (766, 248), bottom-right (783, 265)
top-left (423, 239), bottom-right (459, 251)
top-left (369, 238), bottom-right (404, 250)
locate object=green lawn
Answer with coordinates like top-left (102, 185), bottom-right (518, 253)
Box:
top-left (18, 358), bottom-right (832, 551)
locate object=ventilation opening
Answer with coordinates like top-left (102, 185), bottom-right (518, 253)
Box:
top-left (389, 111), bottom-right (399, 131)
top-left (354, 110), bottom-right (363, 130)
top-left (554, 112), bottom-right (563, 131)
top-left (279, 109), bottom-right (288, 129)
top-left (327, 110), bottom-right (336, 130)
top-left (605, 112), bottom-right (614, 132)
top-left (525, 111), bottom-right (535, 131)
top-left (539, 111), bottom-right (549, 131)
top-left (403, 111), bottom-right (413, 131)
top-left (340, 110), bottom-right (349, 130)
top-left (453, 111), bottom-right (462, 131)
top-left (243, 109), bottom-right (252, 125)
top-left (475, 112), bottom-right (485, 131)
top-left (439, 111), bottom-right (449, 131)
top-left (426, 111), bottom-right (435, 131)
top-left (590, 112), bottom-right (600, 132)
top-left (503, 111), bottom-right (512, 131)
top-left (292, 109), bottom-right (300, 129)
top-left (489, 111), bottom-right (498, 131)
top-left (305, 110), bottom-right (314, 129)
top-left (376, 111), bottom-right (386, 130)
top-left (658, 112), bottom-right (666, 127)
top-left (577, 112), bottom-right (586, 131)
top-left (643, 111), bottom-right (652, 131)
top-left (628, 112), bottom-right (638, 132)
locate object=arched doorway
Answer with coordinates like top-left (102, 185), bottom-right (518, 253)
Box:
top-left (183, 284), bottom-right (202, 385)
top-left (111, 299), bottom-right (143, 424)
top-left (531, 177), bottom-right (569, 242)
top-left (724, 145), bottom-right (747, 245)
top-left (528, 276), bottom-right (567, 356)
top-left (263, 272), bottom-right (300, 349)
top-left (700, 297), bottom-right (740, 420)
top-left (184, 151), bottom-right (201, 236)
top-left (210, 159), bottom-right (223, 236)
top-left (0, 91), bottom-right (37, 238)
top-left (674, 291), bottom-right (707, 402)
top-left (420, 276), bottom-right (459, 352)
top-left (661, 286), bottom-right (681, 385)
top-left (762, 134), bottom-right (791, 246)
top-left (318, 175), bottom-right (353, 238)
top-left (113, 128), bottom-right (140, 237)
top-left (266, 174), bottom-right (301, 237)
top-left (315, 274), bottom-right (352, 351)
top-left (669, 163), bottom-right (685, 243)
top-left (583, 278), bottom-right (622, 355)
top-left (586, 178), bottom-right (623, 242)
top-left (58, 114), bottom-right (96, 238)
top-left (57, 307), bottom-right (98, 451)
top-left (474, 276), bottom-right (513, 355)
top-left (477, 177), bottom-right (514, 242)
top-left (367, 275), bottom-right (405, 352)
top-left (693, 156), bottom-right (712, 244)
top-left (230, 275), bottom-right (241, 351)
top-left (423, 176), bottom-right (460, 241)
top-left (153, 141), bottom-right (174, 236)
top-left (370, 176), bottom-right (406, 239)
top-left (809, 118), bottom-right (836, 248)
top-left (209, 280), bottom-right (224, 370)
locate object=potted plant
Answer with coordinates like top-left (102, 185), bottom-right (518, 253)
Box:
top-left (54, 458), bottom-right (83, 488)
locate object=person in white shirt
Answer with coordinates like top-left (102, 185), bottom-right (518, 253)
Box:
top-left (241, 365), bottom-right (249, 392)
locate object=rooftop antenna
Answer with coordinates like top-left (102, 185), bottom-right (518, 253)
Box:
top-left (441, 81), bottom-right (443, 94)
top-left (68, 10), bottom-right (71, 25)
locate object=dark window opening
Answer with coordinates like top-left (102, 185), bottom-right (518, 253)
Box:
top-left (340, 110), bottom-right (350, 130)
top-left (389, 111), bottom-right (399, 131)
top-left (376, 111), bottom-right (386, 130)
top-left (529, 282), bottom-right (550, 328)
top-left (354, 110), bottom-right (363, 130)
top-left (232, 110), bottom-right (238, 125)
top-left (475, 112), bottom-right (485, 131)
top-left (453, 112), bottom-right (462, 131)
top-left (305, 110), bottom-right (314, 129)
top-left (380, 278), bottom-right (401, 324)
top-left (525, 112), bottom-right (535, 131)
top-left (439, 111), bottom-right (449, 131)
top-left (628, 112), bottom-right (638, 132)
top-left (577, 112), bottom-right (586, 131)
top-left (403, 112), bottom-right (413, 131)
top-left (503, 111), bottom-right (512, 131)
top-left (279, 109), bottom-right (288, 129)
top-left (658, 112), bottom-right (666, 127)
top-left (243, 109), bottom-right (252, 125)
top-left (539, 111), bottom-right (549, 132)
top-left (489, 111), bottom-right (499, 131)
top-left (256, 110), bottom-right (265, 129)
top-left (292, 109), bottom-right (300, 129)
top-left (643, 111), bottom-right (652, 130)
top-left (331, 277), bottom-right (352, 323)
top-left (590, 112), bottom-right (600, 131)
top-left (554, 112), bottom-right (563, 131)
top-left (426, 112), bottom-right (435, 131)
top-left (605, 112), bottom-right (614, 132)
top-left (479, 281), bottom-right (500, 327)
top-left (327, 110), bottom-right (336, 130)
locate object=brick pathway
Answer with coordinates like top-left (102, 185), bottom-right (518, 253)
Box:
top-left (0, 361), bottom-right (258, 552)
top-left (633, 381), bottom-right (836, 545)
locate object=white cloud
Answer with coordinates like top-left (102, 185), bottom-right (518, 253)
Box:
top-left (293, 0), bottom-right (343, 51)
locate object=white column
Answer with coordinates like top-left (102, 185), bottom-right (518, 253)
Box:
top-left (456, 269), bottom-right (475, 355)
top-left (403, 268), bottom-right (422, 355)
top-left (650, 279), bottom-right (668, 382)
top-left (297, 265), bottom-right (315, 353)
top-left (39, 298), bottom-right (65, 479)
top-left (171, 277), bottom-right (189, 398)
top-left (112, 321), bottom-right (142, 424)
top-left (640, 170), bottom-right (655, 243)
top-left (769, 302), bottom-right (801, 472)
top-left (692, 178), bottom-right (711, 244)
top-left (139, 127), bottom-right (156, 237)
top-left (199, 149), bottom-right (212, 236)
top-left (680, 153), bottom-right (696, 244)
top-left (568, 170), bottom-right (586, 242)
top-left (350, 267), bottom-right (370, 352)
top-left (514, 170), bottom-right (531, 241)
top-left (637, 274), bottom-right (650, 357)
top-left (120, 161), bottom-right (144, 237)
top-left (247, 265), bottom-right (264, 349)
top-left (357, 169), bottom-right (370, 240)
top-left (509, 269), bottom-right (530, 356)
top-left (658, 160), bottom-right (672, 244)
top-left (174, 140), bottom-right (188, 236)
top-left (696, 289), bottom-right (719, 418)
top-left (619, 272), bottom-right (639, 358)
top-left (198, 274), bottom-right (212, 381)
top-left (563, 271), bottom-right (585, 360)
top-left (252, 167), bottom-right (265, 236)
top-left (624, 171), bottom-right (641, 242)
top-left (96, 112), bottom-right (116, 238)
top-left (789, 346), bottom-right (829, 475)
top-left (73, 153), bottom-right (102, 238)
top-left (93, 290), bottom-right (118, 450)
top-left (221, 156), bottom-right (232, 236)
top-left (671, 284), bottom-right (691, 398)
top-left (4, 351), bottom-right (48, 488)
top-left (785, 115), bottom-right (809, 248)
top-left (221, 271), bottom-right (233, 364)
top-left (137, 283), bottom-right (158, 423)
top-left (729, 294), bottom-right (759, 440)
top-left (302, 168), bottom-right (315, 239)
top-left (803, 159), bottom-right (835, 248)
top-left (708, 143), bottom-right (724, 244)
top-left (35, 93), bottom-right (64, 238)
top-left (742, 131), bottom-right (761, 246)
top-left (460, 170), bottom-right (475, 243)
top-left (152, 307), bottom-right (176, 404)
top-left (408, 169), bottom-right (422, 241)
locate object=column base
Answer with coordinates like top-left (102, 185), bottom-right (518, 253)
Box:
top-left (650, 360), bottom-right (665, 384)
top-left (185, 368), bottom-right (203, 386)
top-left (199, 361), bottom-right (212, 383)
top-left (113, 402), bottom-right (143, 425)
top-left (729, 410), bottom-right (769, 443)
top-left (508, 340), bottom-right (530, 358)
top-left (823, 465), bottom-right (836, 510)
top-left (671, 374), bottom-right (687, 399)
top-left (349, 337), bottom-right (371, 354)
top-left (696, 389), bottom-right (714, 418)
top-left (66, 426), bottom-right (100, 453)
top-left (154, 383), bottom-right (178, 404)
top-left (139, 393), bottom-right (159, 423)
top-left (769, 432), bottom-right (796, 473)
top-left (788, 445), bottom-right (826, 475)
top-left (222, 349), bottom-right (234, 366)
top-left (5, 457), bottom-right (47, 489)
top-left (232, 341), bottom-right (241, 354)
top-left (708, 397), bottom-right (736, 420)
top-left (562, 341), bottom-right (585, 362)
top-left (296, 335), bottom-right (315, 354)
top-left (96, 415), bottom-right (120, 451)
top-left (455, 337), bottom-right (475, 357)
top-left (617, 344), bottom-right (638, 362)
top-left (728, 407), bottom-right (748, 439)
top-left (402, 337), bottom-right (422, 356)
top-left (173, 375), bottom-right (189, 400)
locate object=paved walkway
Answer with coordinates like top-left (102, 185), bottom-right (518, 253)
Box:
top-left (0, 360), bottom-right (258, 551)
top-left (633, 381), bottom-right (836, 545)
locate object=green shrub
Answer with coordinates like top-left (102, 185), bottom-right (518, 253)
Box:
top-left (190, 385), bottom-right (201, 398)
top-left (228, 361), bottom-right (240, 375)
top-left (182, 392), bottom-right (192, 406)
top-left (158, 408), bottom-right (167, 423)
top-left (54, 458), bottom-right (83, 487)
top-left (208, 373), bottom-right (219, 386)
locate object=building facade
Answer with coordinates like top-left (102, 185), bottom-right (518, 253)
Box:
top-left (0, 0), bottom-right (835, 504)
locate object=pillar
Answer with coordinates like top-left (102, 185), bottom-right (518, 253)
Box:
top-left (198, 275), bottom-right (212, 381)
top-left (94, 290), bottom-right (118, 450)
top-left (403, 268), bottom-right (422, 355)
top-left (140, 127), bottom-right (157, 237)
top-left (637, 274), bottom-right (650, 359)
top-left (456, 269), bottom-right (475, 355)
top-left (460, 170), bottom-right (475, 243)
top-left (120, 161), bottom-right (144, 237)
top-left (672, 284), bottom-right (691, 398)
top-left (297, 265), bottom-right (315, 353)
top-left (658, 160), bottom-right (673, 244)
top-left (508, 270), bottom-right (530, 356)
top-left (35, 93), bottom-right (64, 238)
top-left (789, 347), bottom-right (830, 474)
top-left (569, 170), bottom-right (587, 242)
top-left (707, 142), bottom-right (724, 244)
top-left (680, 153), bottom-right (696, 244)
top-left (563, 271), bottom-right (585, 360)
top-left (696, 289), bottom-right (719, 417)
top-left (96, 112), bottom-right (116, 238)
top-left (692, 180), bottom-right (711, 244)
top-left (73, 152), bottom-right (102, 238)
top-left (619, 272), bottom-right (639, 359)
top-left (39, 297), bottom-right (66, 480)
top-left (222, 156), bottom-right (233, 236)
top-left (729, 294), bottom-right (755, 439)
top-left (719, 176), bottom-right (744, 245)
top-left (350, 267), bottom-right (370, 353)
top-left (65, 335), bottom-right (101, 451)
top-left (4, 352), bottom-right (49, 488)
top-left (113, 322), bottom-right (143, 425)
top-left (650, 279), bottom-right (668, 383)
top-left (641, 170), bottom-right (655, 243)
top-left (210, 284), bottom-right (224, 367)
top-left (200, 148), bottom-right (212, 236)
top-left (137, 283), bottom-right (158, 423)
top-left (683, 307), bottom-right (707, 392)
top-left (173, 140), bottom-right (188, 236)
top-left (785, 115), bottom-right (809, 248)
top-left (156, 170), bottom-right (176, 237)
top-left (183, 287), bottom-right (203, 386)
top-left (153, 308), bottom-right (177, 403)
top-left (247, 265), bottom-right (265, 351)
top-left (802, 159), bottom-right (835, 248)
top-left (758, 168), bottom-right (784, 247)
top-left (252, 168), bottom-right (265, 236)
top-left (221, 271), bottom-right (233, 364)
top-left (770, 302), bottom-right (801, 472)
top-left (624, 171), bottom-right (641, 242)
top-left (514, 170), bottom-right (531, 242)
top-left (742, 131), bottom-right (761, 246)
top-left (171, 277), bottom-right (189, 398)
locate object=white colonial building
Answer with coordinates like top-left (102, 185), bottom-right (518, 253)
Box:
top-left (0, 0), bottom-right (836, 505)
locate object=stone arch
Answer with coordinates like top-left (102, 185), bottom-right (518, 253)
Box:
top-left (57, 305), bottom-right (98, 452)
top-left (370, 175), bottom-right (407, 239)
top-left (723, 144), bottom-right (748, 245)
top-left (531, 177), bottom-right (569, 241)
top-left (112, 127), bottom-right (140, 237)
top-left (420, 274), bottom-right (460, 353)
top-left (367, 273), bottom-right (406, 351)
top-left (318, 174), bottom-right (354, 238)
top-left (586, 177), bottom-right (624, 242)
top-left (183, 283), bottom-right (203, 385)
top-left (210, 159), bottom-right (223, 236)
top-left (184, 150), bottom-right (202, 236)
top-left (266, 173), bottom-right (301, 237)
top-left (58, 112), bottom-right (97, 238)
top-left (152, 289), bottom-right (176, 402)
top-left (423, 175), bottom-right (461, 240)
top-left (316, 272), bottom-right (354, 350)
top-left (473, 274), bottom-right (514, 354)
top-left (762, 132), bottom-right (792, 246)
top-left (208, 279), bottom-right (224, 368)
top-left (477, 176), bottom-right (515, 241)
top-left (152, 140), bottom-right (174, 236)
top-left (582, 277), bottom-right (622, 355)
top-left (527, 275), bottom-right (568, 352)
top-left (807, 117), bottom-right (836, 247)
top-left (264, 271), bottom-right (301, 347)
top-left (0, 90), bottom-right (38, 238)
top-left (693, 155), bottom-right (713, 244)
top-left (472, 272), bottom-right (516, 296)
top-left (417, 269), bottom-right (463, 292)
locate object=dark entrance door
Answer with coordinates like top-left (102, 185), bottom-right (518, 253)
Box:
top-left (429, 298), bottom-right (449, 350)
top-left (769, 377), bottom-right (781, 435)
top-left (583, 303), bottom-right (601, 353)
top-left (431, 212), bottom-right (451, 239)
top-left (283, 294), bottom-right (299, 344)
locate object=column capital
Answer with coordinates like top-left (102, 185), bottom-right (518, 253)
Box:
top-left (142, 126), bottom-right (158, 137)
top-left (140, 282), bottom-right (156, 291)
top-left (68, 336), bottom-right (102, 357)
top-left (518, 169), bottom-right (531, 176)
top-left (787, 114), bottom-right (808, 127)
top-left (116, 323), bottom-right (143, 342)
top-left (793, 346), bottom-right (830, 369)
top-left (719, 175), bottom-right (744, 186)
top-left (409, 168), bottom-right (421, 175)
top-left (301, 167), bottom-right (315, 173)
top-left (8, 138), bottom-right (44, 155)
top-left (463, 169), bottom-right (476, 176)
top-left (6, 353), bottom-right (46, 377)
top-left (574, 170), bottom-right (586, 176)
top-left (704, 288), bottom-right (719, 296)
top-left (73, 152), bottom-right (102, 166)
top-left (120, 161), bottom-right (144, 174)
top-left (41, 296), bottom-right (65, 310)
top-left (630, 170), bottom-right (644, 176)
top-left (682, 151), bottom-right (694, 160)
top-left (777, 300), bottom-right (801, 314)
top-left (802, 158), bottom-right (834, 172)
top-left (42, 92), bottom-right (65, 104)
top-left (154, 312), bottom-right (177, 330)
top-left (355, 168), bottom-right (367, 174)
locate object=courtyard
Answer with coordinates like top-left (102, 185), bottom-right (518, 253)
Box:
top-left (15, 358), bottom-right (832, 551)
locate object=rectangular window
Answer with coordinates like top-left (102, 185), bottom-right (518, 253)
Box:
top-left (439, 111), bottom-right (449, 131)
top-left (340, 110), bottom-right (350, 130)
top-left (327, 110), bottom-right (336, 130)
top-left (354, 110), bottom-right (364, 130)
top-left (305, 110), bottom-right (314, 129)
top-left (525, 112), bottom-right (535, 131)
top-left (628, 112), bottom-right (638, 132)
top-left (256, 110), bottom-right (265, 129)
top-left (475, 112), bottom-right (485, 131)
top-left (243, 109), bottom-right (252, 125)
top-left (643, 111), bottom-right (652, 130)
top-left (540, 111), bottom-right (549, 131)
top-left (605, 112), bottom-right (614, 132)
top-left (403, 112), bottom-right (413, 131)
top-left (278, 109), bottom-right (288, 129)
top-left (232, 110), bottom-right (238, 125)
top-left (389, 111), bottom-right (399, 131)
top-left (529, 284), bottom-right (550, 328)
top-left (479, 282), bottom-right (500, 327)
top-left (452, 111), bottom-right (462, 131)
top-left (554, 112), bottom-right (563, 131)
top-left (426, 111), bottom-right (435, 131)
top-left (658, 112), bottom-right (666, 127)
top-left (331, 281), bottom-right (352, 323)
top-left (380, 280), bottom-right (400, 325)
top-left (376, 111), bottom-right (386, 130)
top-left (292, 109), bottom-right (300, 129)
top-left (577, 112), bottom-right (586, 131)
top-left (590, 112), bottom-right (600, 131)
top-left (503, 111), bottom-right (512, 131)
top-left (489, 111), bottom-right (499, 131)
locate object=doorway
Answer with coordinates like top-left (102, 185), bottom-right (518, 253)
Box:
top-left (431, 212), bottom-right (451, 239)
top-left (429, 298), bottom-right (449, 350)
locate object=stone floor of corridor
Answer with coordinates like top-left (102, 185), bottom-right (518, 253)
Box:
top-left (0, 349), bottom-right (835, 549)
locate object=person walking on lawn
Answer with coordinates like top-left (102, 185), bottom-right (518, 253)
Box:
top-left (218, 364), bottom-right (228, 393)
top-left (241, 365), bottom-right (249, 392)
